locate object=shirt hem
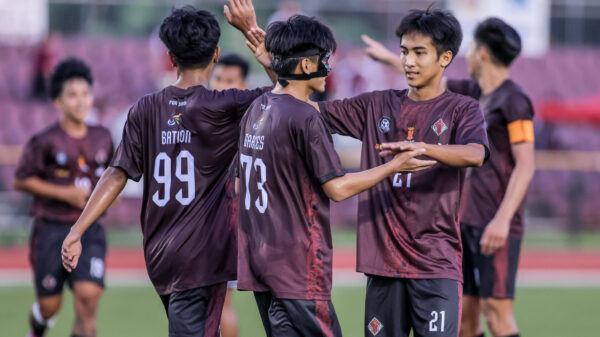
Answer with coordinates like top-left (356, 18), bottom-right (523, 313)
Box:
top-left (357, 265), bottom-right (463, 283)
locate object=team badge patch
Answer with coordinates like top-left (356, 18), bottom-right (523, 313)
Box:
top-left (432, 118), bottom-right (448, 136)
top-left (42, 275), bottom-right (57, 290)
top-left (368, 317), bottom-right (384, 336)
top-left (378, 117), bottom-right (392, 133)
top-left (55, 152), bottom-right (67, 166)
top-left (253, 116), bottom-right (265, 131)
top-left (407, 126), bottom-right (415, 141)
top-left (167, 113), bottom-right (182, 126)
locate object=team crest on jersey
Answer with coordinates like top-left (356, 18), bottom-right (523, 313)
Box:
top-left (252, 116), bottom-right (265, 131)
top-left (55, 152), bottom-right (67, 166)
top-left (368, 317), bottom-right (384, 336)
top-left (407, 127), bottom-right (415, 141)
top-left (77, 156), bottom-right (89, 173)
top-left (432, 118), bottom-right (448, 136)
top-left (167, 113), bottom-right (182, 126)
top-left (95, 150), bottom-right (107, 164)
top-left (378, 116), bottom-right (392, 133)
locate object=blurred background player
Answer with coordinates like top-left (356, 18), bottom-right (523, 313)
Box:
top-left (209, 52), bottom-right (251, 337)
top-left (15, 58), bottom-right (113, 337)
top-left (237, 14), bottom-right (435, 337)
top-left (361, 17), bottom-right (535, 337)
top-left (61, 5), bottom-right (274, 337)
top-left (211, 53), bottom-right (250, 91)
top-left (316, 9), bottom-right (489, 337)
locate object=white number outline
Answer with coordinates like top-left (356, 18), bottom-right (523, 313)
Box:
top-left (152, 151), bottom-right (195, 207)
top-left (240, 154), bottom-right (268, 213)
top-left (429, 310), bottom-right (445, 332)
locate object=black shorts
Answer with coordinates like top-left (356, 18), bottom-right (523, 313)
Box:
top-left (461, 223), bottom-right (521, 299)
top-left (253, 291), bottom-right (342, 337)
top-left (30, 218), bottom-right (106, 298)
top-left (160, 283), bottom-right (227, 337)
top-left (365, 276), bottom-right (462, 337)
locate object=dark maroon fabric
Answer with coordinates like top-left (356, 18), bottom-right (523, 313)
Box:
top-left (237, 92), bottom-right (345, 300)
top-left (16, 122), bottom-right (114, 222)
top-left (111, 85), bottom-right (268, 295)
top-left (448, 79), bottom-right (534, 239)
top-left (320, 89), bottom-right (488, 282)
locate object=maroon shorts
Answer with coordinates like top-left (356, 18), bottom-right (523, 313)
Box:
top-left (461, 223), bottom-right (521, 299)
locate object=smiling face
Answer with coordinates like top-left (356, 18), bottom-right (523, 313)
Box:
top-left (211, 64), bottom-right (247, 91)
top-left (54, 78), bottom-right (93, 125)
top-left (400, 32), bottom-right (452, 90)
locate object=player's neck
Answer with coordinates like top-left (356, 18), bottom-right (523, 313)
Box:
top-left (59, 116), bottom-right (87, 138)
top-left (273, 82), bottom-right (314, 102)
top-left (172, 68), bottom-right (211, 90)
top-left (407, 78), bottom-right (445, 102)
top-left (477, 65), bottom-right (509, 95)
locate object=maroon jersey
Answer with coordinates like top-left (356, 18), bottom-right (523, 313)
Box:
top-left (237, 92), bottom-right (345, 300)
top-left (16, 122), bottom-right (114, 222)
top-left (319, 90), bottom-right (489, 281)
top-left (111, 85), bottom-right (268, 295)
top-left (448, 79), bottom-right (534, 239)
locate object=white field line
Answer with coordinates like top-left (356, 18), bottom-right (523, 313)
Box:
top-left (2, 269), bottom-right (600, 287)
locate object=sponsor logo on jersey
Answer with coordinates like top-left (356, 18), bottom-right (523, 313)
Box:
top-left (260, 104), bottom-right (271, 111)
top-left (378, 117), bottom-right (392, 133)
top-left (54, 169), bottom-right (70, 178)
top-left (77, 156), bottom-right (89, 173)
top-left (55, 152), bottom-right (67, 166)
top-left (368, 317), bottom-right (384, 336)
top-left (432, 118), bottom-right (448, 136)
top-left (167, 113), bottom-right (182, 126)
top-left (252, 116), bottom-right (265, 131)
top-left (407, 126), bottom-right (415, 141)
top-left (42, 275), bottom-right (57, 290)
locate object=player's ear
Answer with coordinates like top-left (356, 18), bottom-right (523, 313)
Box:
top-left (213, 46), bottom-right (221, 64)
top-left (167, 51), bottom-right (177, 68)
top-left (300, 58), bottom-right (311, 75)
top-left (440, 50), bottom-right (452, 68)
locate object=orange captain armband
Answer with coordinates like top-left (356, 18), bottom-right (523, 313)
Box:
top-left (507, 120), bottom-right (535, 144)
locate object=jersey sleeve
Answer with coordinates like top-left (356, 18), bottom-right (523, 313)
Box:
top-left (318, 91), bottom-right (377, 139)
top-left (111, 99), bottom-right (145, 182)
top-left (297, 114), bottom-right (346, 184)
top-left (15, 135), bottom-right (45, 180)
top-left (446, 79), bottom-right (481, 99)
top-left (503, 92), bottom-right (535, 144)
top-left (455, 99), bottom-right (490, 161)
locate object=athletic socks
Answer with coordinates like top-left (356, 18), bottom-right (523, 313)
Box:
top-left (29, 312), bottom-right (47, 337)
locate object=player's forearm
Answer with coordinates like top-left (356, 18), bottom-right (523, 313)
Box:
top-left (14, 177), bottom-right (73, 203)
top-left (494, 158), bottom-right (535, 222)
top-left (70, 167), bottom-right (127, 236)
top-left (423, 143), bottom-right (485, 167)
top-left (324, 162), bottom-right (395, 202)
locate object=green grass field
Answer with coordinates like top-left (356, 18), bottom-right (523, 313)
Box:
top-left (1, 285), bottom-right (599, 337)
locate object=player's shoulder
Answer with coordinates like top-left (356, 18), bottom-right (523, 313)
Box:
top-left (29, 121), bottom-right (61, 143)
top-left (500, 80), bottom-right (531, 103)
top-left (87, 124), bottom-right (112, 138)
top-left (445, 90), bottom-right (481, 111)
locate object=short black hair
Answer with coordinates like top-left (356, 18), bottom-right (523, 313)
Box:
top-left (474, 17), bottom-right (522, 67)
top-left (159, 6), bottom-right (220, 69)
top-left (49, 58), bottom-right (93, 100)
top-left (396, 8), bottom-right (462, 64)
top-left (265, 15), bottom-right (337, 77)
top-left (216, 54), bottom-right (250, 79)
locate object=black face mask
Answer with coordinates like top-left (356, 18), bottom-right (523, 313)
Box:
top-left (277, 49), bottom-right (332, 85)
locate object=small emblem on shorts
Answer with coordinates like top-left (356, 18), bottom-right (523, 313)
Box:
top-left (368, 317), bottom-right (383, 336)
top-left (42, 275), bottom-right (57, 290)
top-left (432, 118), bottom-right (448, 136)
top-left (167, 113), bottom-right (182, 126)
top-left (56, 152), bottom-right (67, 166)
top-left (90, 257), bottom-right (104, 279)
top-left (379, 117), bottom-right (392, 133)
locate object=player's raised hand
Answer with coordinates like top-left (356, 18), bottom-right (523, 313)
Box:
top-left (245, 27), bottom-right (270, 68)
top-left (61, 230), bottom-right (82, 272)
top-left (480, 217), bottom-right (510, 255)
top-left (224, 0), bottom-right (257, 37)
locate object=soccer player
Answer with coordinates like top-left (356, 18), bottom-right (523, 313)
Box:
top-left (61, 6), bottom-right (274, 337)
top-left (209, 52), bottom-right (252, 337)
top-left (15, 58), bottom-right (113, 337)
top-left (315, 9), bottom-right (490, 337)
top-left (211, 53), bottom-right (250, 91)
top-left (361, 17), bottom-right (535, 337)
top-left (237, 15), bottom-right (435, 337)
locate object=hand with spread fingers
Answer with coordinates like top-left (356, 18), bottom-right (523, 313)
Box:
top-left (224, 0), bottom-right (258, 38)
top-left (245, 27), bottom-right (271, 68)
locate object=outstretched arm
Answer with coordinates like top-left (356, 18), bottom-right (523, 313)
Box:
top-left (61, 167), bottom-right (128, 271)
top-left (362, 34), bottom-right (404, 73)
top-left (379, 141), bottom-right (485, 168)
top-left (322, 148), bottom-right (436, 202)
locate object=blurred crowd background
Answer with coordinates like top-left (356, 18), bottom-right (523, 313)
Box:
top-left (1, 0), bottom-right (599, 246)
